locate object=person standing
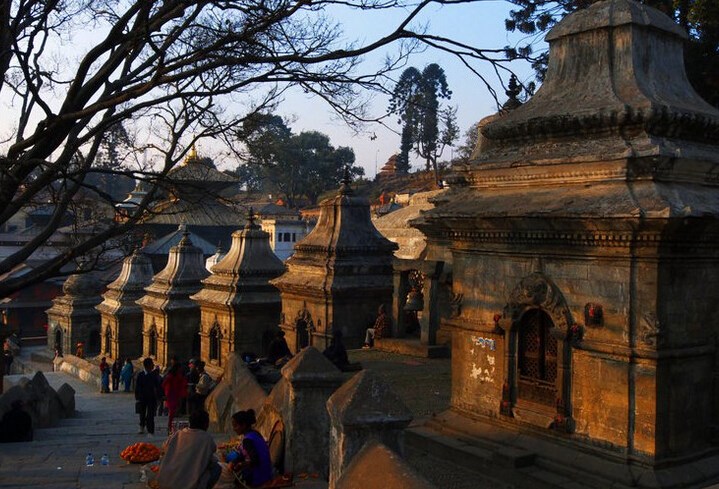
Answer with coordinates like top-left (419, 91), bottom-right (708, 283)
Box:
top-left (99, 357), bottom-right (111, 393)
top-left (186, 359), bottom-right (200, 414)
top-left (120, 358), bottom-right (134, 392)
top-left (162, 363), bottom-right (188, 435)
top-left (135, 357), bottom-right (162, 435)
top-left (188, 361), bottom-right (213, 416)
top-left (111, 358), bottom-right (122, 391)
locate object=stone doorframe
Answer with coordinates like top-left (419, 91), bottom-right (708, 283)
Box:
top-left (498, 272), bottom-right (575, 433)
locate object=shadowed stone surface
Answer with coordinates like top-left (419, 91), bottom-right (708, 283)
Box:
top-left (327, 369), bottom-right (413, 488)
top-left (96, 249), bottom-right (154, 361)
top-left (191, 211), bottom-right (285, 364)
top-left (0, 371), bottom-right (70, 429)
top-left (272, 174), bottom-right (398, 350)
top-left (46, 267), bottom-right (107, 358)
top-left (412, 0), bottom-right (719, 487)
top-left (335, 440), bottom-right (436, 489)
top-left (136, 229), bottom-right (209, 366)
top-left (257, 347), bottom-right (344, 478)
top-left (205, 352), bottom-right (267, 433)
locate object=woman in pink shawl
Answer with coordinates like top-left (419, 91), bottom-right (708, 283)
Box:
top-left (161, 362), bottom-right (188, 434)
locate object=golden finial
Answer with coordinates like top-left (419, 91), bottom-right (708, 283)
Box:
top-left (183, 144), bottom-right (198, 165)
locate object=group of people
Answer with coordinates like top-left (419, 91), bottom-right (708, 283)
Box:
top-left (98, 357), bottom-right (134, 393)
top-left (156, 408), bottom-right (273, 489)
top-left (134, 356), bottom-right (216, 436)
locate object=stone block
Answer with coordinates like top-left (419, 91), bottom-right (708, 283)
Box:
top-left (56, 383), bottom-right (75, 417)
top-left (334, 440), bottom-right (436, 489)
top-left (327, 370), bottom-right (413, 488)
top-left (206, 353), bottom-right (267, 433)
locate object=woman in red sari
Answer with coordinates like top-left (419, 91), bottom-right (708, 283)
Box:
top-left (161, 363), bottom-right (188, 435)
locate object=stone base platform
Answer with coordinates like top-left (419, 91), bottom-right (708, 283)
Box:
top-left (373, 338), bottom-right (450, 358)
top-left (406, 410), bottom-right (719, 489)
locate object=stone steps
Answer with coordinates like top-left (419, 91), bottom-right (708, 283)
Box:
top-left (405, 412), bottom-right (639, 489)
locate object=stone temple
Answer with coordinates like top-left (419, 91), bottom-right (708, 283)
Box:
top-left (272, 171), bottom-right (397, 351)
top-left (413, 0), bottom-right (719, 485)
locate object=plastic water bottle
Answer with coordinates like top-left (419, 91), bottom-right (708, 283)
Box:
top-left (85, 453), bottom-right (94, 466)
top-left (101, 454), bottom-right (109, 466)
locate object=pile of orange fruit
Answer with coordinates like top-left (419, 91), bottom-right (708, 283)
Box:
top-left (120, 442), bottom-right (161, 463)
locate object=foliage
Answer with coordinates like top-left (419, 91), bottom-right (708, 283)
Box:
top-left (454, 120), bottom-right (481, 164)
top-left (505, 0), bottom-right (719, 106)
top-left (0, 0), bottom-right (526, 296)
top-left (389, 63), bottom-right (459, 184)
top-left (236, 115), bottom-right (363, 206)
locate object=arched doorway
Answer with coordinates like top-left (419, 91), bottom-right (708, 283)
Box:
top-left (297, 319), bottom-right (309, 349)
top-left (517, 309), bottom-right (557, 408)
top-left (149, 328), bottom-right (157, 357)
top-left (104, 326), bottom-right (112, 356)
top-left (54, 328), bottom-right (63, 356)
top-left (209, 324), bottom-right (220, 362)
top-left (501, 273), bottom-right (574, 432)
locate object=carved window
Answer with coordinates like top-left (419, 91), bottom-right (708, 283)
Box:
top-left (517, 309), bottom-right (557, 407)
top-left (209, 323), bottom-right (220, 361)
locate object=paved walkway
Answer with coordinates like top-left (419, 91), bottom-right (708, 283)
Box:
top-left (0, 371), bottom-right (155, 489)
top-left (0, 348), bottom-right (488, 488)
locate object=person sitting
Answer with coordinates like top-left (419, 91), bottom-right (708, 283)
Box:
top-left (266, 330), bottom-right (292, 366)
top-left (228, 409), bottom-right (273, 488)
top-left (0, 400), bottom-right (33, 442)
top-left (323, 330), bottom-right (349, 370)
top-left (157, 410), bottom-right (221, 489)
top-left (363, 304), bottom-right (392, 348)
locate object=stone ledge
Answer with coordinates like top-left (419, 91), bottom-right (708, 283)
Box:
top-left (374, 338), bottom-right (450, 358)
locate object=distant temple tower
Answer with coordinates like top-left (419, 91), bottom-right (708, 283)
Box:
top-left (413, 0), bottom-right (719, 485)
top-left (272, 170), bottom-right (397, 350)
top-left (191, 210), bottom-right (285, 369)
top-left (136, 230), bottom-right (208, 366)
top-left (46, 267), bottom-right (105, 358)
top-left (96, 249), bottom-right (154, 360)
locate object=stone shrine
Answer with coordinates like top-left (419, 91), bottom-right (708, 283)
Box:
top-left (413, 0), bottom-right (719, 485)
top-left (46, 267), bottom-right (105, 357)
top-left (96, 248), bottom-right (154, 360)
top-left (191, 210), bottom-right (285, 367)
top-left (272, 171), bottom-right (397, 350)
top-left (136, 231), bottom-right (208, 366)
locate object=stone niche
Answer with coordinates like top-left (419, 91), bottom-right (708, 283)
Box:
top-left (136, 232), bottom-right (208, 367)
top-left (46, 267), bottom-right (105, 358)
top-left (271, 172), bottom-right (398, 350)
top-left (96, 249), bottom-right (154, 361)
top-left (412, 0), bottom-right (719, 483)
top-left (191, 211), bottom-right (285, 368)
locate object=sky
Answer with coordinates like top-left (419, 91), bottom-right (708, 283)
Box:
top-left (268, 0), bottom-right (541, 177)
top-left (0, 1), bottom-right (544, 179)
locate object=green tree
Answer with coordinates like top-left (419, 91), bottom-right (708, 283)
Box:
top-left (238, 116), bottom-right (363, 206)
top-left (0, 0), bottom-right (534, 296)
top-left (389, 63), bottom-right (458, 184)
top-left (505, 0), bottom-right (719, 107)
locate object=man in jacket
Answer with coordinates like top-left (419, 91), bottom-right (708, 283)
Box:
top-left (135, 357), bottom-right (162, 435)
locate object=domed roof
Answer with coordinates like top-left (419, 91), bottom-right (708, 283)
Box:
top-left (62, 269), bottom-right (104, 297)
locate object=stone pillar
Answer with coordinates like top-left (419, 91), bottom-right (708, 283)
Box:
top-left (391, 269), bottom-right (409, 338)
top-left (419, 262), bottom-right (443, 346)
top-left (278, 347), bottom-right (344, 478)
top-left (326, 370), bottom-right (413, 488)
